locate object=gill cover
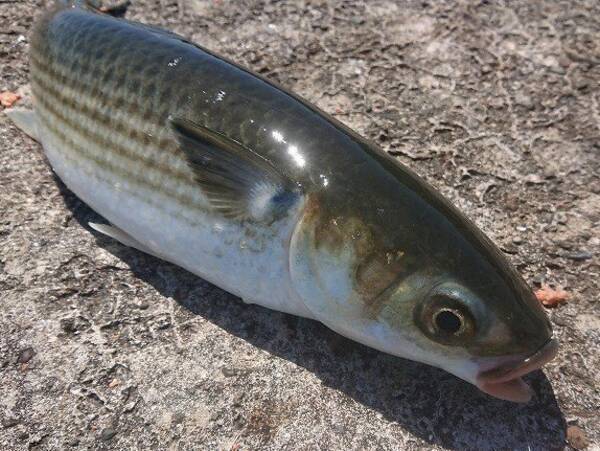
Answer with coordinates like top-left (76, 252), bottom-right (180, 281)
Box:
top-left (289, 201), bottom-right (360, 322)
top-left (287, 196), bottom-right (418, 356)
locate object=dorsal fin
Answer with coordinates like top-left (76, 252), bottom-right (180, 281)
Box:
top-left (170, 117), bottom-right (301, 222)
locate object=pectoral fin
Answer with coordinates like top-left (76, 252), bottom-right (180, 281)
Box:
top-left (89, 222), bottom-right (162, 259)
top-left (170, 117), bottom-right (301, 222)
top-left (5, 108), bottom-right (40, 141)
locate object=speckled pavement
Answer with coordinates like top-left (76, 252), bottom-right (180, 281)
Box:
top-left (1, 1), bottom-right (598, 449)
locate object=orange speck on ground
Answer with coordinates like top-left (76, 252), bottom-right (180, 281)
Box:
top-left (0, 91), bottom-right (20, 108)
top-left (535, 286), bottom-right (569, 308)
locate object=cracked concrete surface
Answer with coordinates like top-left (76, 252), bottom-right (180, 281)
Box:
top-left (1, 0), bottom-right (599, 449)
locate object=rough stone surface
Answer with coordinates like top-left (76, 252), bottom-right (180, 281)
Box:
top-left (1, 1), bottom-right (599, 450)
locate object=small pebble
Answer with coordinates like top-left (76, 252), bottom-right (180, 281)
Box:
top-left (501, 244), bottom-right (518, 255)
top-left (573, 76), bottom-right (589, 90)
top-left (222, 367), bottom-right (237, 377)
top-left (100, 428), bottom-right (117, 441)
top-left (515, 92), bottom-right (534, 109)
top-left (566, 251), bottom-right (592, 261)
top-left (172, 412), bottom-right (185, 425)
top-left (17, 347), bottom-right (35, 364)
top-left (488, 96), bottom-right (504, 109)
top-left (552, 314), bottom-right (570, 327)
top-left (232, 392), bottom-right (245, 406)
top-left (2, 417), bottom-right (20, 428)
top-left (523, 174), bottom-right (545, 185)
top-left (557, 241), bottom-right (573, 250)
top-left (60, 317), bottom-right (89, 334)
top-left (567, 425), bottom-right (588, 450)
top-left (60, 318), bottom-right (77, 334)
top-left (532, 274), bottom-right (545, 286)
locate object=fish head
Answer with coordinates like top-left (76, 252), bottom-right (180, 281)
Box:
top-left (386, 275), bottom-right (557, 403)
top-left (289, 148), bottom-right (556, 402)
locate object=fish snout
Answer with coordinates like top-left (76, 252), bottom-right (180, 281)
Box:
top-left (475, 337), bottom-right (559, 402)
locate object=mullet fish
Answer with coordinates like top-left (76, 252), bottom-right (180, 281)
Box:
top-left (7, 1), bottom-right (558, 402)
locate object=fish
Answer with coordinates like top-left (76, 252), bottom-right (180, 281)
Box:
top-left (6, 1), bottom-right (558, 402)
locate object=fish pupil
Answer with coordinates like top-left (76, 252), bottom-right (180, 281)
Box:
top-left (434, 309), bottom-right (462, 335)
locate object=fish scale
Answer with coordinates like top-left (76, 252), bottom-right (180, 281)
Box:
top-left (10, 2), bottom-right (557, 403)
top-left (31, 16), bottom-right (205, 215)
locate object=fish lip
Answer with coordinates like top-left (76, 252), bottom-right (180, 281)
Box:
top-left (476, 337), bottom-right (559, 385)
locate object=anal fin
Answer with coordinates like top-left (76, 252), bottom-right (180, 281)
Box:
top-left (4, 108), bottom-right (40, 141)
top-left (89, 222), bottom-right (163, 259)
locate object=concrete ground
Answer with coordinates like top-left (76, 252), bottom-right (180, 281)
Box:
top-left (1, 0), bottom-right (598, 449)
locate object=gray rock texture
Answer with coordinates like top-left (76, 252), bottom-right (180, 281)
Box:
top-left (1, 0), bottom-right (599, 449)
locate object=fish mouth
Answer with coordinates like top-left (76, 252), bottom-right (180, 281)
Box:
top-left (476, 338), bottom-right (559, 403)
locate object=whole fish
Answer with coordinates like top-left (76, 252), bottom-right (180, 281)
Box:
top-left (7, 1), bottom-right (557, 402)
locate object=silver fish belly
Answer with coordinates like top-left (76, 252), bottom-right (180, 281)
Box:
top-left (27, 5), bottom-right (312, 318)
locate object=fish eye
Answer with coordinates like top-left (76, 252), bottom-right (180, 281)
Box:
top-left (415, 291), bottom-right (476, 345)
top-left (433, 308), bottom-right (463, 335)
